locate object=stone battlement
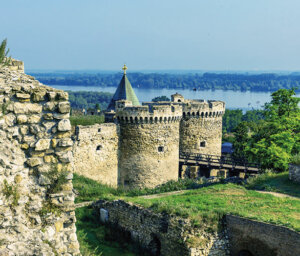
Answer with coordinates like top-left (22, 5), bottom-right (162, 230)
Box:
top-left (116, 102), bottom-right (182, 124)
top-left (182, 100), bottom-right (225, 118)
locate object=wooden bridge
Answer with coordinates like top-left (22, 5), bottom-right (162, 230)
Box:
top-left (179, 152), bottom-right (260, 178)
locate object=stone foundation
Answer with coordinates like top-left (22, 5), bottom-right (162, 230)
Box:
top-left (226, 215), bottom-right (300, 256)
top-left (94, 200), bottom-right (229, 256)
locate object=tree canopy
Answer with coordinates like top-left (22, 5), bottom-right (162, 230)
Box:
top-left (233, 88), bottom-right (300, 171)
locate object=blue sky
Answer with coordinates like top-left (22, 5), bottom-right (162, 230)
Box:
top-left (1, 0), bottom-right (300, 71)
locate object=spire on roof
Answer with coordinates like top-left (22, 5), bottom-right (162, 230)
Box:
top-left (107, 65), bottom-right (140, 111)
top-left (122, 64), bottom-right (127, 75)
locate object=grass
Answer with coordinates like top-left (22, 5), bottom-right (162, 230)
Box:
top-left (73, 173), bottom-right (211, 203)
top-left (126, 183), bottom-right (300, 232)
top-left (74, 173), bottom-right (300, 233)
top-left (246, 171), bottom-right (300, 198)
top-left (73, 174), bottom-right (125, 203)
top-left (70, 115), bottom-right (104, 126)
top-left (74, 173), bottom-right (300, 255)
top-left (76, 207), bottom-right (135, 256)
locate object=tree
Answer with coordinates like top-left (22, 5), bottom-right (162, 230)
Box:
top-left (233, 122), bottom-right (249, 159)
top-left (246, 88), bottom-right (300, 171)
top-left (264, 88), bottom-right (300, 118)
top-left (0, 39), bottom-right (11, 66)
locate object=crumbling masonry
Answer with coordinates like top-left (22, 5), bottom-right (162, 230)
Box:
top-left (0, 60), bottom-right (80, 255)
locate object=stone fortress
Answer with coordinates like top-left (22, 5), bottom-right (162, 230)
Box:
top-left (73, 65), bottom-right (225, 188)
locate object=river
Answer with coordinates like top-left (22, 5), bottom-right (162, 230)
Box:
top-left (50, 85), bottom-right (299, 110)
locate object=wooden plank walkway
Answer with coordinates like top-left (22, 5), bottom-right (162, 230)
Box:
top-left (179, 152), bottom-right (260, 174)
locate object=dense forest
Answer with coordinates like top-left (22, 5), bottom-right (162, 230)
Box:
top-left (68, 91), bottom-right (113, 111)
top-left (31, 72), bottom-right (300, 92)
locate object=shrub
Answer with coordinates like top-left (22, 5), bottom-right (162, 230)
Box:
top-left (290, 154), bottom-right (300, 165)
top-left (0, 39), bottom-right (11, 67)
top-left (2, 179), bottom-right (20, 207)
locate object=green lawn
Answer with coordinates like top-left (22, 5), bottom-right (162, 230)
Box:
top-left (70, 115), bottom-right (104, 127)
top-left (246, 172), bottom-right (300, 198)
top-left (127, 183), bottom-right (300, 232)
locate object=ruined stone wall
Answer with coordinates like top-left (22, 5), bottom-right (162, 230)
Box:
top-left (72, 123), bottom-right (119, 186)
top-left (226, 215), bottom-right (300, 256)
top-left (0, 62), bottom-right (80, 255)
top-left (117, 104), bottom-right (182, 188)
top-left (289, 164), bottom-right (300, 184)
top-left (94, 200), bottom-right (229, 256)
top-left (180, 100), bottom-right (225, 156)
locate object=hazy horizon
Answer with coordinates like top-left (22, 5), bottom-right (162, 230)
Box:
top-left (1, 0), bottom-right (300, 71)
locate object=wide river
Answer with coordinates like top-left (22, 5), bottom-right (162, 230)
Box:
top-left (51, 85), bottom-right (299, 110)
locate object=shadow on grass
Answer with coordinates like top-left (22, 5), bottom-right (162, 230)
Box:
top-left (76, 207), bottom-right (136, 256)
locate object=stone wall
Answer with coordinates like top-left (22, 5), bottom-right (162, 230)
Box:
top-left (72, 123), bottom-right (119, 186)
top-left (180, 101), bottom-right (225, 156)
top-left (94, 200), bottom-right (229, 256)
top-left (0, 62), bottom-right (80, 255)
top-left (117, 104), bottom-right (182, 188)
top-left (289, 164), bottom-right (300, 184)
top-left (226, 215), bottom-right (300, 256)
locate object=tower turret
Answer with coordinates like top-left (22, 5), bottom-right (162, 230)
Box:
top-left (116, 101), bottom-right (182, 188)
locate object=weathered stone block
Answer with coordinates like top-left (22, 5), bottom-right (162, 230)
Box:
top-left (16, 93), bottom-right (30, 100)
top-left (14, 103), bottom-right (42, 114)
top-left (35, 139), bottom-right (51, 151)
top-left (26, 157), bottom-right (42, 167)
top-left (100, 208), bottom-right (109, 223)
top-left (17, 115), bottom-right (27, 124)
top-left (58, 102), bottom-right (70, 114)
top-left (32, 90), bottom-right (46, 102)
top-left (58, 119), bottom-right (71, 132)
top-left (28, 115), bottom-right (41, 123)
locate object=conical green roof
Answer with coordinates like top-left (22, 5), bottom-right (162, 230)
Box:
top-left (107, 74), bottom-right (140, 111)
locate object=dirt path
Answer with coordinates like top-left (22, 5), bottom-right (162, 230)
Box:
top-left (256, 191), bottom-right (300, 200)
top-left (139, 190), bottom-right (186, 199)
top-left (139, 189), bottom-right (300, 200)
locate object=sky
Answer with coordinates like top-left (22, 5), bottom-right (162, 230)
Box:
top-left (1, 0), bottom-right (300, 71)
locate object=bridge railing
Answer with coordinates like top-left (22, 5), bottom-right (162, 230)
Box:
top-left (179, 151), bottom-right (261, 170)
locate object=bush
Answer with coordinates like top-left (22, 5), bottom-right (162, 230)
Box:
top-left (290, 154), bottom-right (300, 165)
top-left (0, 39), bottom-right (11, 66)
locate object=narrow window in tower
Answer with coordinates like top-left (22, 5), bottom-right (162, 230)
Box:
top-left (96, 145), bottom-right (102, 151)
top-left (158, 146), bottom-right (164, 152)
top-left (200, 141), bottom-right (206, 147)
top-left (98, 128), bottom-right (101, 132)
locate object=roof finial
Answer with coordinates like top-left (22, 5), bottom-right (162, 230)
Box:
top-left (122, 64), bottom-right (128, 75)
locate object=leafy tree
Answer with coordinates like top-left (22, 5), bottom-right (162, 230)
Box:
top-left (232, 122), bottom-right (249, 159)
top-left (222, 109), bottom-right (243, 133)
top-left (0, 39), bottom-right (11, 66)
top-left (152, 96), bottom-right (170, 102)
top-left (246, 88), bottom-right (300, 171)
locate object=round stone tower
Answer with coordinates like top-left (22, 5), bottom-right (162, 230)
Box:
top-left (116, 101), bottom-right (182, 188)
top-left (179, 98), bottom-right (225, 156)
